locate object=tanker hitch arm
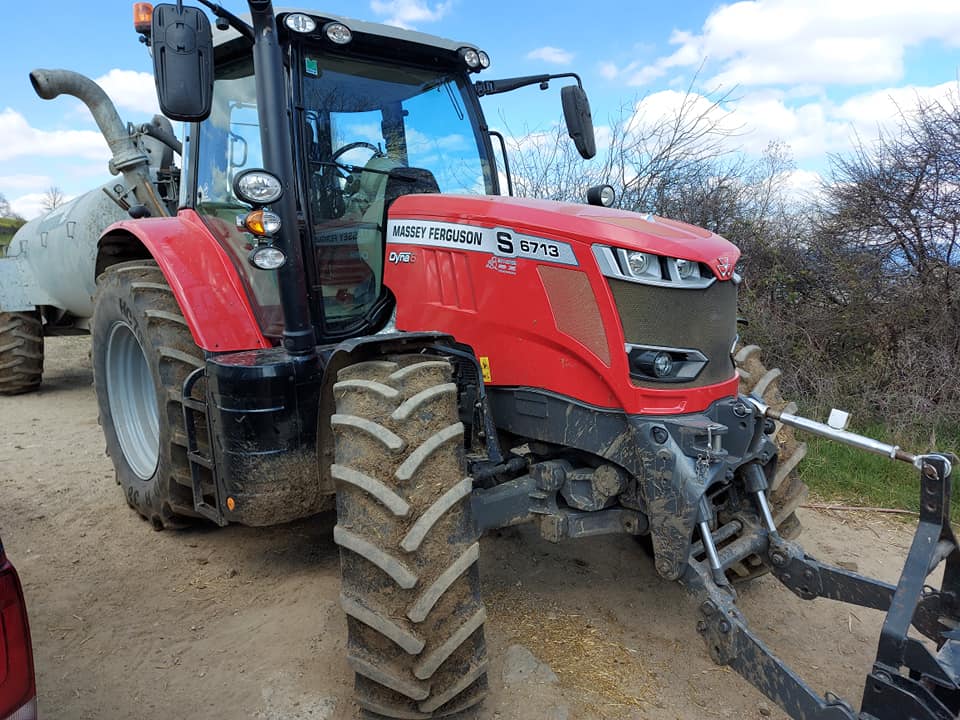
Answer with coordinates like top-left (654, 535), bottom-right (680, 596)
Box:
top-left (685, 405), bottom-right (960, 719)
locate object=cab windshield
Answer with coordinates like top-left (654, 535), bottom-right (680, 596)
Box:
top-left (298, 51), bottom-right (495, 331)
top-left (193, 48), bottom-right (494, 338)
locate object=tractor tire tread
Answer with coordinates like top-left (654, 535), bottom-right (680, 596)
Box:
top-left (0, 310), bottom-right (43, 395)
top-left (333, 354), bottom-right (488, 718)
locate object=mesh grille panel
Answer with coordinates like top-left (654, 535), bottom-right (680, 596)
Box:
top-left (538, 265), bottom-right (611, 366)
top-left (609, 278), bottom-right (737, 388)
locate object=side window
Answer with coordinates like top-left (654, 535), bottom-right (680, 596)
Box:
top-left (197, 101), bottom-right (262, 211)
top-left (194, 63), bottom-right (282, 337)
top-left (403, 82), bottom-right (485, 194)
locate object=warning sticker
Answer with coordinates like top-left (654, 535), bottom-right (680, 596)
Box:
top-left (479, 356), bottom-right (492, 383)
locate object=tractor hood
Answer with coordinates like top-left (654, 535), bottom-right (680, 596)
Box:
top-left (388, 194), bottom-right (741, 279)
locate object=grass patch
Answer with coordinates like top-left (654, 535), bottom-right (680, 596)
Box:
top-left (798, 422), bottom-right (960, 522)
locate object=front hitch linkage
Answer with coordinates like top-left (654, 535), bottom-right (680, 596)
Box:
top-left (685, 405), bottom-right (960, 719)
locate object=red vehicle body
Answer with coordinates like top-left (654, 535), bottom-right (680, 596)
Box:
top-left (0, 539), bottom-right (36, 720)
top-left (385, 194), bottom-right (741, 415)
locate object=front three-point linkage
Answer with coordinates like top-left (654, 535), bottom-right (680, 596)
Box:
top-left (684, 400), bottom-right (960, 720)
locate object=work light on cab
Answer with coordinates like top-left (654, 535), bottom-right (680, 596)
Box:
top-left (248, 244), bottom-right (287, 270)
top-left (460, 47), bottom-right (480, 68)
top-left (323, 22), bottom-right (352, 45)
top-left (284, 13), bottom-right (316, 33)
top-left (586, 184), bottom-right (616, 207)
top-left (233, 169), bottom-right (283, 205)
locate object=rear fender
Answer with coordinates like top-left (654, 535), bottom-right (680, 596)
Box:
top-left (97, 210), bottom-right (269, 352)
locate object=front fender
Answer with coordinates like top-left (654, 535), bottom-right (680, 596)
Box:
top-left (100, 210), bottom-right (269, 352)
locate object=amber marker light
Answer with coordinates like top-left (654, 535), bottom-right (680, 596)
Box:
top-left (133, 3), bottom-right (154, 34)
top-left (242, 209), bottom-right (282, 237)
top-left (226, 497), bottom-right (236, 511)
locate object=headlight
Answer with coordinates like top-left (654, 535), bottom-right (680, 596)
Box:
top-left (632, 350), bottom-right (676, 378)
top-left (233, 169), bottom-right (283, 205)
top-left (626, 251), bottom-right (650, 275)
top-left (593, 245), bottom-right (716, 290)
top-left (627, 344), bottom-right (709, 382)
top-left (675, 258), bottom-right (698, 280)
top-left (248, 244), bottom-right (287, 270)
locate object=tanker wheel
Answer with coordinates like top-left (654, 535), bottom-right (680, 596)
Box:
top-left (91, 260), bottom-right (208, 529)
top-left (332, 356), bottom-right (488, 719)
top-left (0, 310), bottom-right (43, 395)
top-left (727, 344), bottom-right (809, 582)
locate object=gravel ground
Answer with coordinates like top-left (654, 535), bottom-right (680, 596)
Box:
top-left (0, 336), bottom-right (923, 719)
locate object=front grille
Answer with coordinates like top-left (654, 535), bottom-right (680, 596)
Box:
top-left (609, 278), bottom-right (737, 388)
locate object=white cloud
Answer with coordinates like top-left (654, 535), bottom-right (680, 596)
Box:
top-left (10, 192), bottom-right (63, 221)
top-left (781, 168), bottom-right (824, 200)
top-left (622, 0), bottom-right (960, 88)
top-left (620, 81), bottom-right (958, 163)
top-left (526, 46), bottom-right (574, 65)
top-left (599, 62), bottom-right (619, 80)
top-left (0, 174), bottom-right (52, 194)
top-left (0, 109), bottom-right (109, 162)
top-left (94, 70), bottom-right (160, 117)
top-left (369, 0), bottom-right (452, 28)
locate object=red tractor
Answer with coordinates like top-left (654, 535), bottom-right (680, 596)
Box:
top-left (26, 2), bottom-right (960, 718)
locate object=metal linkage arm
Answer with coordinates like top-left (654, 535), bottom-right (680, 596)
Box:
top-left (686, 558), bottom-right (858, 719)
top-left (686, 454), bottom-right (960, 720)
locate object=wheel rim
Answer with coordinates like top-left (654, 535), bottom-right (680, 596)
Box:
top-left (106, 321), bottom-right (160, 480)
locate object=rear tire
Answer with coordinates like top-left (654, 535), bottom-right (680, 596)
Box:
top-left (333, 356), bottom-right (488, 719)
top-left (91, 260), bottom-right (208, 529)
top-left (728, 345), bottom-right (809, 581)
top-left (0, 311), bottom-right (43, 395)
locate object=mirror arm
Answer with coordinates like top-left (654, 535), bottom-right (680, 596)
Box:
top-left (194, 0), bottom-right (255, 42)
top-left (475, 72), bottom-right (584, 97)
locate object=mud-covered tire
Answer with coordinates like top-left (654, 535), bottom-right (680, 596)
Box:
top-left (332, 357), bottom-right (488, 719)
top-left (91, 260), bottom-right (208, 529)
top-left (0, 311), bottom-right (43, 395)
top-left (728, 345), bottom-right (809, 581)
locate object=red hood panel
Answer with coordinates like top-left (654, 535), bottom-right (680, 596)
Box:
top-left (390, 194), bottom-right (740, 278)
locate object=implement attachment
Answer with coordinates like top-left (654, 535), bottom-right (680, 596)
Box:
top-left (686, 444), bottom-right (960, 719)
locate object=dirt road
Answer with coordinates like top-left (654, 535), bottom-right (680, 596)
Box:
top-left (0, 337), bottom-right (919, 719)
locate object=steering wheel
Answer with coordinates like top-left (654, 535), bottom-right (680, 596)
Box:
top-left (331, 141), bottom-right (385, 164)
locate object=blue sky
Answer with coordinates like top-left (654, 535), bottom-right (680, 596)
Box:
top-left (1, 0), bottom-right (959, 218)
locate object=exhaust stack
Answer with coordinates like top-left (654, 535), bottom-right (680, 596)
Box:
top-left (29, 68), bottom-right (168, 218)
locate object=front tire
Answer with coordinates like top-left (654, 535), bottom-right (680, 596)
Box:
top-left (332, 357), bottom-right (488, 719)
top-left (91, 261), bottom-right (206, 529)
top-left (728, 345), bottom-right (809, 581)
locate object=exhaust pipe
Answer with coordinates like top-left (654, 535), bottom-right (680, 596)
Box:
top-left (29, 68), bottom-right (168, 218)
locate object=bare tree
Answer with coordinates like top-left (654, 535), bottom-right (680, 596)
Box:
top-left (41, 186), bottom-right (66, 213)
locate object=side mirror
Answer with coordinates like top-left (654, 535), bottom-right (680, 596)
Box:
top-left (151, 3), bottom-right (214, 122)
top-left (561, 85), bottom-right (596, 160)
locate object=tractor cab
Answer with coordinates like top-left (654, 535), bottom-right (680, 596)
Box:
top-left (171, 10), bottom-right (500, 344)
